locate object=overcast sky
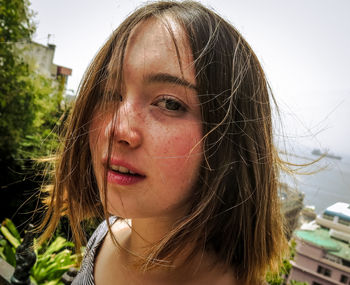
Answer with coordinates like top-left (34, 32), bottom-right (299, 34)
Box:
top-left (29, 0), bottom-right (350, 157)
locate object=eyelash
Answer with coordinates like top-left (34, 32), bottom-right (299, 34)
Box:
top-left (153, 96), bottom-right (187, 113)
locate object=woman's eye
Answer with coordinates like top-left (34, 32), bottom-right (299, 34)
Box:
top-left (155, 97), bottom-right (187, 112)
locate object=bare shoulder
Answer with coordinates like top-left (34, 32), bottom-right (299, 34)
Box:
top-left (94, 220), bottom-right (131, 285)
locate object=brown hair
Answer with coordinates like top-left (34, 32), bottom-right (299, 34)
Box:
top-left (39, 1), bottom-right (287, 283)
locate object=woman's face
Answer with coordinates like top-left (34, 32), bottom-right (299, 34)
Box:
top-left (89, 18), bottom-right (203, 220)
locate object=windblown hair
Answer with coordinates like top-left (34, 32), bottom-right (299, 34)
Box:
top-left (39, 1), bottom-right (287, 284)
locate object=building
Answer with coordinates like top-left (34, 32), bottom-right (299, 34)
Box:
top-left (287, 202), bottom-right (350, 285)
top-left (17, 41), bottom-right (72, 91)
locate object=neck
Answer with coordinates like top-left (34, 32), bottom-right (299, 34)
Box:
top-left (130, 217), bottom-right (173, 249)
top-left (110, 217), bottom-right (235, 283)
top-left (115, 215), bottom-right (200, 267)
top-left (119, 216), bottom-right (184, 262)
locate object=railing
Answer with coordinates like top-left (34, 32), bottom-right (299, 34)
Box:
top-left (0, 258), bottom-right (15, 285)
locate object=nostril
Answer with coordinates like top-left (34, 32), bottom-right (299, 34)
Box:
top-left (102, 106), bottom-right (142, 148)
top-left (118, 139), bottom-right (130, 145)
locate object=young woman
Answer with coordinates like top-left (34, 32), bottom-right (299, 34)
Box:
top-left (39, 1), bottom-right (287, 284)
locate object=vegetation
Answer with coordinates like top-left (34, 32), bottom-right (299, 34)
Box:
top-left (0, 218), bottom-right (78, 285)
top-left (0, 0), bottom-right (67, 229)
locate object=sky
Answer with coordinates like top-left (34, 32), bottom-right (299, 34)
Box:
top-left (29, 0), bottom-right (350, 157)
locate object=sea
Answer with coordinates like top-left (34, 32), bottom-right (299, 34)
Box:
top-left (280, 147), bottom-right (350, 214)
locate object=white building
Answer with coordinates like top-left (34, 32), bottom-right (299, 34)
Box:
top-left (288, 202), bottom-right (350, 285)
top-left (17, 41), bottom-right (72, 89)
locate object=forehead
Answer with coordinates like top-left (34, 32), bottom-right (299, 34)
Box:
top-left (127, 16), bottom-right (191, 58)
top-left (128, 16), bottom-right (186, 46)
top-left (117, 17), bottom-right (196, 88)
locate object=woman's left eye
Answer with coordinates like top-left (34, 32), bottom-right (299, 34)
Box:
top-left (154, 96), bottom-right (187, 112)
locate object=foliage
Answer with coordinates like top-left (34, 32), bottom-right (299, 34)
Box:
top-left (0, 0), bottom-right (68, 229)
top-left (0, 0), bottom-right (63, 164)
top-left (0, 0), bottom-right (36, 165)
top-left (1, 3), bottom-right (81, 281)
top-left (0, 218), bottom-right (20, 266)
top-left (31, 237), bottom-right (77, 285)
top-left (0, 218), bottom-right (78, 285)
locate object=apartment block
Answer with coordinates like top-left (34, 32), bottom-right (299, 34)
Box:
top-left (287, 202), bottom-right (350, 285)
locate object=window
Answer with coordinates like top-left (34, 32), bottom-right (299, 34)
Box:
top-left (324, 253), bottom-right (341, 264)
top-left (317, 265), bottom-right (331, 277)
top-left (339, 218), bottom-right (350, 226)
top-left (343, 259), bottom-right (350, 268)
top-left (340, 274), bottom-right (349, 283)
top-left (312, 282), bottom-right (322, 285)
top-left (322, 213), bottom-right (334, 221)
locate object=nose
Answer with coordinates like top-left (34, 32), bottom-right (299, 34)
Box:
top-left (104, 102), bottom-right (142, 148)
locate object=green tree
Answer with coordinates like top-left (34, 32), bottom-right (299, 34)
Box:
top-left (0, 0), bottom-right (65, 228)
top-left (0, 0), bottom-right (36, 165)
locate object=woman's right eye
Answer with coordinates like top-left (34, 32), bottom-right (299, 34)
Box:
top-left (153, 96), bottom-right (187, 113)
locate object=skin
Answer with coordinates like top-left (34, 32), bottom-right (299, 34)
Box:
top-left (90, 17), bottom-right (237, 284)
top-left (89, 17), bottom-right (202, 222)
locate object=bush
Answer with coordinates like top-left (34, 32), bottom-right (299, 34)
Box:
top-left (0, 218), bottom-right (79, 285)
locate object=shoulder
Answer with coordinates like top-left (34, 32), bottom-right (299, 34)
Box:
top-left (85, 217), bottom-right (117, 250)
top-left (72, 217), bottom-right (119, 285)
top-left (90, 219), bottom-right (131, 285)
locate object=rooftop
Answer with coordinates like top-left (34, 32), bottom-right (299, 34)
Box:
top-left (295, 227), bottom-right (350, 262)
top-left (324, 202), bottom-right (350, 222)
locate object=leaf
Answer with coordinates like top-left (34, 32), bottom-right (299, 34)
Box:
top-left (43, 236), bottom-right (74, 256)
top-left (0, 225), bottom-right (20, 248)
top-left (31, 235), bottom-right (77, 284)
top-left (2, 218), bottom-right (21, 241)
top-left (1, 240), bottom-right (16, 266)
top-left (43, 278), bottom-right (63, 285)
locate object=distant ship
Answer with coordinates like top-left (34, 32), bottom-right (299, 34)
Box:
top-left (311, 149), bottom-right (342, 160)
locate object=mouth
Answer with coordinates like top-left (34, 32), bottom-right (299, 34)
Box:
top-left (108, 164), bottom-right (144, 177)
top-left (105, 160), bottom-right (146, 185)
top-left (101, 157), bottom-right (146, 185)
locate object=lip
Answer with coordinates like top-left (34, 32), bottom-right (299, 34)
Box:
top-left (107, 170), bottom-right (145, 185)
top-left (102, 157), bottom-right (146, 186)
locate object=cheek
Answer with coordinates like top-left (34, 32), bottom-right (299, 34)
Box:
top-left (154, 125), bottom-right (203, 182)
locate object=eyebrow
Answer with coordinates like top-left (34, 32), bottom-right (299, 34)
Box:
top-left (145, 73), bottom-right (198, 91)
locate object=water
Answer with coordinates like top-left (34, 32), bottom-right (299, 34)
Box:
top-left (281, 148), bottom-right (350, 214)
